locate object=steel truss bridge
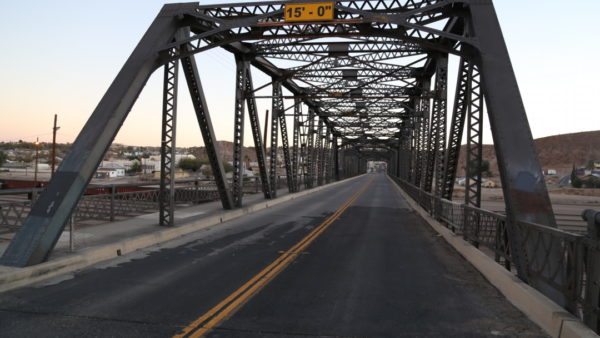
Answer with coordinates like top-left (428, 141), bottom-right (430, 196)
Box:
top-left (2, 0), bottom-right (600, 332)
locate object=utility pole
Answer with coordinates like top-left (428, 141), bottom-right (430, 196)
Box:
top-left (33, 137), bottom-right (39, 201)
top-left (51, 114), bottom-right (60, 177)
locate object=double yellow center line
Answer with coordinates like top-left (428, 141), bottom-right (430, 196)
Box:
top-left (174, 177), bottom-right (374, 338)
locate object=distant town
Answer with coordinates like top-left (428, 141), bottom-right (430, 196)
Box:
top-left (0, 140), bottom-right (287, 188)
top-left (1, 130), bottom-right (599, 190)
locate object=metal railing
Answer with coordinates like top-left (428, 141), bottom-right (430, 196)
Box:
top-left (390, 175), bottom-right (600, 333)
top-left (0, 176), bottom-right (295, 227)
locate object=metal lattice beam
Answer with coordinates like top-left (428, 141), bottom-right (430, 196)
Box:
top-left (159, 54), bottom-right (179, 226)
top-left (232, 55), bottom-right (247, 207)
top-left (441, 57), bottom-right (471, 200)
top-left (244, 62), bottom-right (272, 199)
top-left (269, 81), bottom-right (283, 197)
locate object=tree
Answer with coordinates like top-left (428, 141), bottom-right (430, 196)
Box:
top-left (586, 160), bottom-right (596, 170)
top-left (127, 161), bottom-right (142, 174)
top-left (201, 165), bottom-right (213, 178)
top-left (584, 176), bottom-right (600, 189)
top-left (0, 151), bottom-right (7, 167)
top-left (467, 159), bottom-right (490, 177)
top-left (199, 161), bottom-right (232, 178)
top-left (570, 166), bottom-right (583, 188)
top-left (178, 158), bottom-right (206, 172)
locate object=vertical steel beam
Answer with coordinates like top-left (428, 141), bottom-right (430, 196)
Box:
top-left (424, 55), bottom-right (448, 195)
top-left (244, 62), bottom-right (272, 199)
top-left (464, 65), bottom-right (483, 208)
top-left (433, 57), bottom-right (448, 198)
top-left (278, 100), bottom-right (294, 193)
top-left (180, 47), bottom-right (233, 210)
top-left (299, 106), bottom-right (309, 189)
top-left (468, 2), bottom-right (559, 303)
top-left (333, 136), bottom-right (340, 181)
top-left (269, 82), bottom-right (282, 197)
top-left (159, 53), bottom-right (179, 226)
top-left (291, 99), bottom-right (301, 192)
top-left (328, 134), bottom-right (335, 183)
top-left (231, 55), bottom-right (247, 207)
top-left (316, 119), bottom-right (325, 186)
top-left (324, 129), bottom-right (331, 184)
top-left (306, 108), bottom-right (316, 189)
top-left (0, 5), bottom-right (189, 267)
top-left (415, 79), bottom-right (431, 189)
top-left (322, 130), bottom-right (328, 184)
top-left (407, 114), bottom-right (416, 180)
top-left (442, 58), bottom-right (472, 200)
top-left (410, 113), bottom-right (421, 184)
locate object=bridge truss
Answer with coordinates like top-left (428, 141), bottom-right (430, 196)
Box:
top-left (1, 0), bottom-right (569, 322)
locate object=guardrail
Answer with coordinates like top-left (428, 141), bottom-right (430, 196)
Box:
top-left (390, 176), bottom-right (600, 333)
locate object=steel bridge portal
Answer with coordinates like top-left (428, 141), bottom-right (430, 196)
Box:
top-left (3, 1), bottom-right (597, 335)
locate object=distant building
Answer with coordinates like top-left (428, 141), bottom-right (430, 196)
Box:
top-left (96, 162), bottom-right (126, 178)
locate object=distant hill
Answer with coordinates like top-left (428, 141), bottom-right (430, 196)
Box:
top-left (188, 130), bottom-right (600, 175)
top-left (535, 131), bottom-right (600, 169)
top-left (459, 130), bottom-right (600, 176)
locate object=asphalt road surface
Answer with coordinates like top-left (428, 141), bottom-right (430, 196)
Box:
top-left (0, 174), bottom-right (546, 337)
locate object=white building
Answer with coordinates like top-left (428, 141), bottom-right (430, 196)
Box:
top-left (97, 162), bottom-right (126, 178)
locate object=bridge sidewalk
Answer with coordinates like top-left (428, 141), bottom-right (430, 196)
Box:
top-left (0, 177), bottom-right (358, 293)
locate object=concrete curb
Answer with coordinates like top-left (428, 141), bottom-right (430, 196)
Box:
top-left (0, 175), bottom-right (364, 294)
top-left (388, 176), bottom-right (598, 338)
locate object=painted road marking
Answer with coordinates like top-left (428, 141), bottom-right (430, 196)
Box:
top-left (173, 177), bottom-right (374, 338)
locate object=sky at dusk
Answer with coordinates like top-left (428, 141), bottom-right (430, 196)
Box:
top-left (0, 0), bottom-right (598, 147)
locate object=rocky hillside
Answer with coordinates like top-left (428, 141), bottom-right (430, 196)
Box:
top-left (188, 130), bottom-right (599, 175)
top-left (458, 130), bottom-right (600, 176)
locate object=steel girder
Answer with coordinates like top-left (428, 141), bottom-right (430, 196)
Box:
top-left (232, 55), bottom-right (247, 207)
top-left (464, 65), bottom-right (484, 208)
top-left (306, 108), bottom-right (317, 189)
top-left (431, 55), bottom-right (448, 197)
top-left (159, 54), bottom-right (179, 227)
top-left (269, 82), bottom-right (283, 198)
top-left (180, 47), bottom-right (234, 211)
top-left (316, 119), bottom-right (325, 186)
top-left (243, 61), bottom-right (272, 200)
top-left (278, 94), bottom-right (294, 193)
top-left (441, 57), bottom-right (471, 200)
top-left (415, 79), bottom-right (431, 189)
top-left (291, 99), bottom-right (301, 192)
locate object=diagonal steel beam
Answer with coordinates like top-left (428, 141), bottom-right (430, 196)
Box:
top-left (441, 57), bottom-right (471, 200)
top-left (244, 62), bottom-right (272, 199)
top-left (181, 35), bottom-right (233, 210)
top-left (468, 0), bottom-right (560, 305)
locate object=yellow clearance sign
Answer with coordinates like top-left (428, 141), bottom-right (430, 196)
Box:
top-left (284, 2), bottom-right (335, 22)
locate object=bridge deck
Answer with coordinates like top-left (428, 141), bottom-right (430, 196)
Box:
top-left (0, 174), bottom-right (545, 337)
